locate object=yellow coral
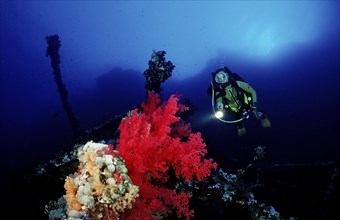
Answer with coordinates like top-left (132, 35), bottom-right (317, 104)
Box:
top-left (84, 150), bottom-right (105, 196)
top-left (64, 176), bottom-right (82, 211)
top-left (90, 174), bottom-right (105, 197)
top-left (84, 150), bottom-right (97, 175)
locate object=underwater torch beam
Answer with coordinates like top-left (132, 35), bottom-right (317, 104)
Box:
top-left (45, 34), bottom-right (80, 137)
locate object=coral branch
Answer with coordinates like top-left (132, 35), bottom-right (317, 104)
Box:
top-left (117, 91), bottom-right (217, 219)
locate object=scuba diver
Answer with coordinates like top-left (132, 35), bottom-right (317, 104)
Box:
top-left (208, 66), bottom-right (271, 136)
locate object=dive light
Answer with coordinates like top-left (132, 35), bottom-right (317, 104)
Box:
top-left (215, 110), bottom-right (224, 119)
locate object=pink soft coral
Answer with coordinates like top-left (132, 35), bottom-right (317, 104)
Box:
top-left (117, 91), bottom-right (217, 219)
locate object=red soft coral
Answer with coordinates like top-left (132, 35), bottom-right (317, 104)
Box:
top-left (117, 91), bottom-right (217, 219)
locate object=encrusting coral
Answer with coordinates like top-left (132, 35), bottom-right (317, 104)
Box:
top-left (63, 141), bottom-right (139, 219)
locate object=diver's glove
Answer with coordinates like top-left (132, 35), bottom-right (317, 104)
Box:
top-left (216, 102), bottom-right (224, 110)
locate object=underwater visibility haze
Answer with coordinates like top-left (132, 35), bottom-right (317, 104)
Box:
top-left (0, 1), bottom-right (339, 219)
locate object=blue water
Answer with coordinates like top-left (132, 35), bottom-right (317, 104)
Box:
top-left (0, 1), bottom-right (339, 219)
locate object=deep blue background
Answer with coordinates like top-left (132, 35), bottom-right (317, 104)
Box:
top-left (0, 1), bottom-right (339, 218)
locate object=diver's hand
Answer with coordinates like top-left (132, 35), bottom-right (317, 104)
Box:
top-left (250, 102), bottom-right (258, 110)
top-left (216, 103), bottom-right (224, 110)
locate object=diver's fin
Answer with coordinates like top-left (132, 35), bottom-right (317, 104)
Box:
top-left (260, 117), bottom-right (271, 128)
top-left (237, 125), bottom-right (247, 136)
